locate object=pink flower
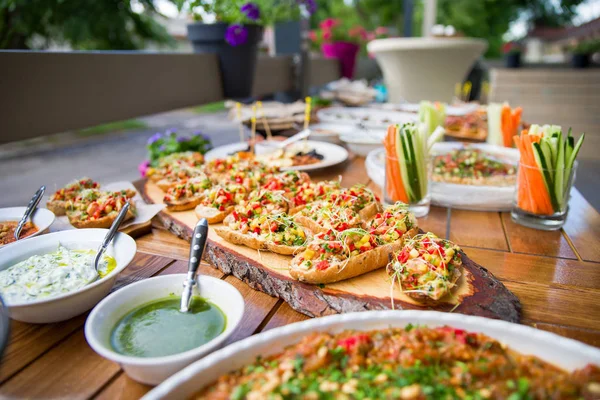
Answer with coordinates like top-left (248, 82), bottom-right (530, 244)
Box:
top-left (366, 32), bottom-right (376, 41)
top-left (322, 31), bottom-right (332, 41)
top-left (320, 18), bottom-right (339, 30)
top-left (308, 30), bottom-right (317, 41)
top-left (375, 26), bottom-right (388, 36)
top-left (138, 160), bottom-right (150, 177)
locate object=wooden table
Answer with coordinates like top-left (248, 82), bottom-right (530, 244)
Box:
top-left (2, 154), bottom-right (600, 399)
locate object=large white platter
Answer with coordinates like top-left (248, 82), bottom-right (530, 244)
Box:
top-left (317, 107), bottom-right (416, 129)
top-left (366, 142), bottom-right (519, 212)
top-left (204, 140), bottom-right (349, 172)
top-left (144, 310), bottom-right (600, 399)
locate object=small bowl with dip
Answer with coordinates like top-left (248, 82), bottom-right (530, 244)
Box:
top-left (0, 207), bottom-right (56, 248)
top-left (0, 228), bottom-right (136, 323)
top-left (85, 274), bottom-right (244, 385)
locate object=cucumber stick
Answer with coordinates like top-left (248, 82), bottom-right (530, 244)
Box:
top-left (394, 123), bottom-right (430, 203)
top-left (525, 124), bottom-right (585, 213)
top-left (487, 103), bottom-right (503, 146)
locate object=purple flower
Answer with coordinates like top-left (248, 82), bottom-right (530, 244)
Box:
top-left (225, 24), bottom-right (248, 47)
top-left (159, 145), bottom-right (166, 151)
top-left (240, 2), bottom-right (260, 21)
top-left (297, 0), bottom-right (316, 15)
top-left (194, 131), bottom-right (211, 141)
top-left (166, 128), bottom-right (176, 136)
top-left (176, 136), bottom-right (187, 143)
top-left (147, 132), bottom-right (163, 145)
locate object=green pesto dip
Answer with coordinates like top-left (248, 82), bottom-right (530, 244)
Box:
top-left (111, 296), bottom-right (226, 358)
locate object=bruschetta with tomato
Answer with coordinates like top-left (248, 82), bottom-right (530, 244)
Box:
top-left (47, 178), bottom-right (100, 216)
top-left (327, 184), bottom-right (382, 221)
top-left (293, 201), bottom-right (364, 234)
top-left (262, 171), bottom-right (311, 198)
top-left (223, 190), bottom-right (289, 226)
top-left (66, 189), bottom-right (136, 229)
top-left (288, 180), bottom-right (342, 215)
top-left (194, 184), bottom-right (247, 224)
top-left (215, 213), bottom-right (310, 255)
top-left (289, 228), bottom-right (403, 284)
top-left (367, 202), bottom-right (419, 245)
top-left (386, 233), bottom-right (463, 304)
top-left (163, 176), bottom-right (212, 211)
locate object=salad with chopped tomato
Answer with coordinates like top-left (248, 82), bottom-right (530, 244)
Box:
top-left (49, 178), bottom-right (99, 202)
top-left (387, 233), bottom-right (462, 302)
top-left (67, 189), bottom-right (135, 222)
top-left (432, 148), bottom-right (516, 185)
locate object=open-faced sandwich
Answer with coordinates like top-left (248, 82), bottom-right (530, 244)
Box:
top-left (261, 170), bottom-right (311, 199)
top-left (146, 151), bottom-right (204, 182)
top-left (215, 213), bottom-right (310, 255)
top-left (289, 228), bottom-right (403, 284)
top-left (294, 201), bottom-right (364, 234)
top-left (367, 202), bottom-right (419, 244)
top-left (327, 184), bottom-right (382, 220)
top-left (163, 175), bottom-right (212, 211)
top-left (194, 184), bottom-right (247, 224)
top-left (288, 179), bottom-right (342, 214)
top-left (224, 190), bottom-right (289, 224)
top-left (386, 233), bottom-right (463, 304)
top-left (155, 165), bottom-right (205, 191)
top-left (66, 189), bottom-right (136, 229)
top-left (47, 178), bottom-right (100, 216)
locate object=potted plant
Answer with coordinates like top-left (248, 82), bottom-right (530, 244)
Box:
top-left (138, 129), bottom-right (212, 177)
top-left (310, 19), bottom-right (382, 79)
top-left (175, 0), bottom-right (316, 98)
top-left (503, 42), bottom-right (522, 68)
top-left (571, 40), bottom-right (599, 68)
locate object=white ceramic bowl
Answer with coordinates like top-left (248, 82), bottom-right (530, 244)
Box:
top-left (0, 229), bottom-right (136, 323)
top-left (85, 274), bottom-right (245, 385)
top-left (340, 134), bottom-right (384, 157)
top-left (145, 310), bottom-right (600, 399)
top-left (0, 207), bottom-right (55, 247)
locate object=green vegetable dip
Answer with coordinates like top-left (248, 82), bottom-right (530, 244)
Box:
top-left (111, 296), bottom-right (226, 358)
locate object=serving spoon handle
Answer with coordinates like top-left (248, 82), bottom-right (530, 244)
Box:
top-left (93, 202), bottom-right (130, 275)
top-left (14, 185), bottom-right (46, 241)
top-left (180, 219), bottom-right (209, 313)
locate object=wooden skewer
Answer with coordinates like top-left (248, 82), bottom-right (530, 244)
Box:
top-left (235, 102), bottom-right (244, 144)
top-left (303, 97), bottom-right (312, 151)
top-left (256, 101), bottom-right (272, 141)
top-left (250, 105), bottom-right (257, 155)
top-left (455, 83), bottom-right (461, 100)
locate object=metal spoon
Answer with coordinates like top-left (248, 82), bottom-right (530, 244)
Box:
top-left (91, 202), bottom-right (131, 281)
top-left (257, 129), bottom-right (311, 150)
top-left (14, 186), bottom-right (46, 241)
top-left (180, 218), bottom-right (209, 313)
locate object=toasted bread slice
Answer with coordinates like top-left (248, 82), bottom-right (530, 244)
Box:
top-left (214, 226), bottom-right (267, 250)
top-left (358, 202), bottom-right (383, 221)
top-left (165, 196), bottom-right (203, 212)
top-left (266, 242), bottom-right (306, 256)
top-left (289, 240), bottom-right (404, 284)
top-left (46, 200), bottom-right (67, 216)
top-left (68, 209), bottom-right (135, 229)
top-left (195, 205), bottom-right (233, 224)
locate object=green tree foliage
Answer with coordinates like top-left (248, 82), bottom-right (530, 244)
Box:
top-left (0, 0), bottom-right (173, 50)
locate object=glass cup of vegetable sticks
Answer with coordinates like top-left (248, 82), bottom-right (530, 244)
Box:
top-left (511, 124), bottom-right (584, 231)
top-left (383, 123), bottom-right (432, 217)
top-left (511, 161), bottom-right (576, 230)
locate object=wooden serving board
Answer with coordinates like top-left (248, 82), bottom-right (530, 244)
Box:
top-left (142, 180), bottom-right (521, 323)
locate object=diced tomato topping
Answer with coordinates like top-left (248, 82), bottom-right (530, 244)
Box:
top-left (315, 260), bottom-right (329, 270)
top-left (337, 334), bottom-right (370, 352)
top-left (398, 249), bottom-right (409, 263)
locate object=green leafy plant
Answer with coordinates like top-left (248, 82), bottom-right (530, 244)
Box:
top-left (146, 129), bottom-right (213, 167)
top-left (571, 39), bottom-right (600, 55)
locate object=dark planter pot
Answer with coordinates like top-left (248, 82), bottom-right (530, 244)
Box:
top-left (505, 52), bottom-right (521, 68)
top-left (572, 53), bottom-right (590, 69)
top-left (187, 23), bottom-right (263, 99)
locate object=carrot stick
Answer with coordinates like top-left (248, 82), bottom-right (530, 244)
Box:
top-left (384, 126), bottom-right (408, 202)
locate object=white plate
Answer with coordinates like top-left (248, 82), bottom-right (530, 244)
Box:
top-left (0, 229), bottom-right (136, 323)
top-left (317, 107), bottom-right (416, 129)
top-left (306, 123), bottom-right (354, 144)
top-left (366, 143), bottom-right (519, 211)
top-left (204, 140), bottom-right (349, 172)
top-left (144, 310), bottom-right (600, 399)
top-left (394, 102), bottom-right (480, 116)
top-left (86, 274), bottom-right (245, 385)
top-left (0, 207), bottom-right (55, 248)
